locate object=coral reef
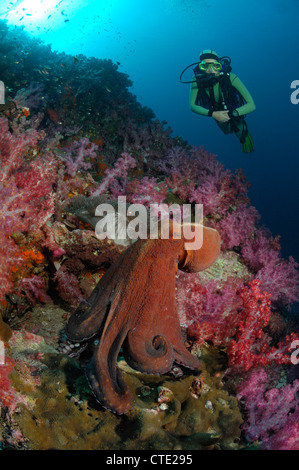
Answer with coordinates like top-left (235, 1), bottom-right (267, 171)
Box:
top-left (0, 20), bottom-right (298, 450)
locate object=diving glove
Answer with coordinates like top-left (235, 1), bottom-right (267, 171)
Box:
top-left (240, 130), bottom-right (254, 153)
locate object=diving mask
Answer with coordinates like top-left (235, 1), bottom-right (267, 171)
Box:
top-left (199, 61), bottom-right (222, 72)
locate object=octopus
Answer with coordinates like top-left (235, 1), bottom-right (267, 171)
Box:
top-left (65, 222), bottom-right (221, 414)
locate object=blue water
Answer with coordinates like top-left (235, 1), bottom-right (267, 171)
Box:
top-left (2, 0), bottom-right (299, 262)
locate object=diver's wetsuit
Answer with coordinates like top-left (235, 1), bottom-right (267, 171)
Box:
top-left (190, 72), bottom-right (256, 142)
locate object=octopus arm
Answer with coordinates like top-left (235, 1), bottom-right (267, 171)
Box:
top-left (65, 251), bottom-right (130, 342)
top-left (86, 309), bottom-right (133, 414)
top-left (123, 330), bottom-right (174, 375)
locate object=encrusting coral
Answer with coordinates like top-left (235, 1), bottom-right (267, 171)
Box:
top-left (1, 329), bottom-right (243, 450)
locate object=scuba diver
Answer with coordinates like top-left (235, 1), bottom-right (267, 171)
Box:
top-left (182, 49), bottom-right (256, 153)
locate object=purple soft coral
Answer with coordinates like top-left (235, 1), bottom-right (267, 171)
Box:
top-left (242, 228), bottom-right (299, 306)
top-left (60, 137), bottom-right (98, 177)
top-left (92, 152), bottom-right (136, 197)
top-left (237, 368), bottom-right (299, 449)
top-left (218, 204), bottom-right (260, 250)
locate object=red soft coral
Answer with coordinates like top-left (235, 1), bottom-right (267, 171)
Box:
top-left (0, 118), bottom-right (57, 302)
top-left (227, 279), bottom-right (299, 371)
top-left (176, 272), bottom-right (243, 346)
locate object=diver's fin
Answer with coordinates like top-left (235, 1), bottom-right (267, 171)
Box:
top-left (240, 130), bottom-right (254, 153)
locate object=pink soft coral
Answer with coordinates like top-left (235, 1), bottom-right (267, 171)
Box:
top-left (16, 276), bottom-right (51, 306)
top-left (217, 204), bottom-right (260, 250)
top-left (261, 408), bottom-right (299, 450)
top-left (60, 137), bottom-right (98, 177)
top-left (127, 177), bottom-right (168, 206)
top-left (242, 228), bottom-right (299, 306)
top-left (0, 117), bottom-right (56, 302)
top-left (237, 368), bottom-right (299, 449)
top-left (92, 152), bottom-right (136, 197)
top-left (0, 116), bottom-right (45, 182)
top-left (52, 264), bottom-right (84, 307)
top-left (160, 146), bottom-right (250, 217)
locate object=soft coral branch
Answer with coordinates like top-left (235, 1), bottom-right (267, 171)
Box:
top-left (227, 279), bottom-right (299, 371)
top-left (92, 152), bottom-right (136, 197)
top-left (0, 116), bottom-right (57, 302)
top-left (60, 137), bottom-right (98, 177)
top-left (0, 116), bottom-right (45, 182)
top-left (237, 368), bottom-right (299, 448)
top-left (241, 228), bottom-right (299, 307)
